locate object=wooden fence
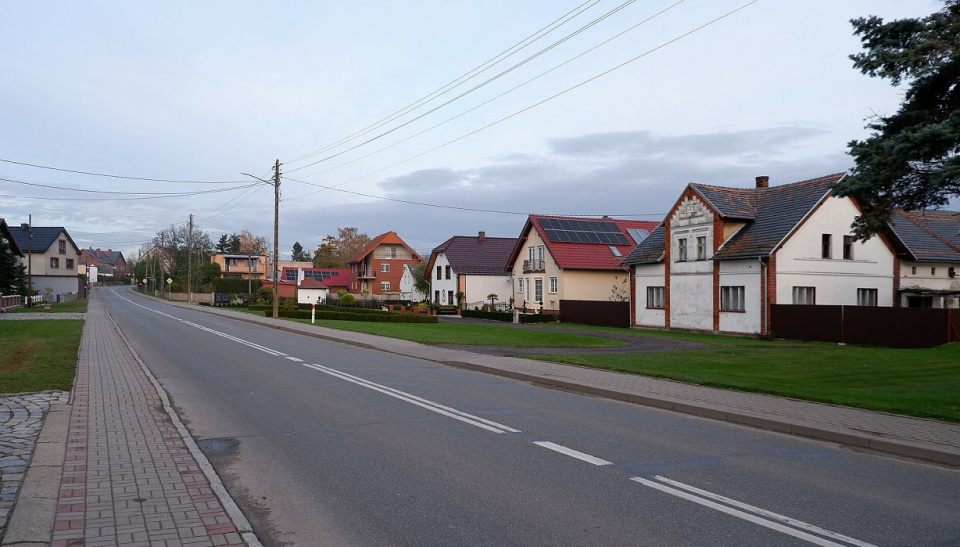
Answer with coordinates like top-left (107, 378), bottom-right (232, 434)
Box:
top-left (770, 305), bottom-right (959, 348)
top-left (559, 300), bottom-right (630, 328)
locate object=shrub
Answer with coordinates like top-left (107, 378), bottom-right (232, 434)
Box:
top-left (281, 298), bottom-right (299, 312)
top-left (416, 302), bottom-right (431, 313)
top-left (519, 313), bottom-right (556, 324)
top-left (461, 309), bottom-right (513, 322)
top-left (256, 286), bottom-right (273, 304)
top-left (265, 309), bottom-right (438, 323)
top-left (340, 293), bottom-right (357, 306)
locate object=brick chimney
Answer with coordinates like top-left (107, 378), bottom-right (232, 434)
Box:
top-left (755, 176), bottom-right (769, 188)
top-left (478, 231), bottom-right (485, 242)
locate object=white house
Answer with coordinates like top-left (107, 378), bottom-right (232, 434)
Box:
top-left (887, 209), bottom-right (960, 308)
top-left (624, 174), bottom-right (898, 335)
top-left (424, 232), bottom-right (516, 307)
top-left (8, 223), bottom-right (83, 298)
top-left (399, 264), bottom-right (427, 302)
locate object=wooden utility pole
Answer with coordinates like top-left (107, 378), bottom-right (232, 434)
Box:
top-left (188, 214), bottom-right (194, 303)
top-left (272, 159), bottom-right (280, 320)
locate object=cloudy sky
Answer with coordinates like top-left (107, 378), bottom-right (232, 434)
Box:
top-left (0, 0), bottom-right (943, 260)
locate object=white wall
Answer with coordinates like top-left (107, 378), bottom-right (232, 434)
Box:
top-left (718, 260), bottom-right (763, 333)
top-left (899, 261), bottom-right (960, 308)
top-left (633, 263), bottom-right (665, 327)
top-left (776, 196), bottom-right (894, 306)
top-left (462, 274), bottom-right (513, 306)
top-left (430, 253), bottom-right (457, 304)
top-left (669, 196), bottom-right (715, 331)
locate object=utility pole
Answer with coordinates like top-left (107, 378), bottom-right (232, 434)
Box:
top-left (272, 159), bottom-right (280, 320)
top-left (188, 214), bottom-right (194, 304)
top-left (27, 214), bottom-right (32, 307)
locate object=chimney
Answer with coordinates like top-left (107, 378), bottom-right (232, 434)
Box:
top-left (21, 223), bottom-right (28, 230)
top-left (755, 176), bottom-right (769, 188)
top-left (478, 231), bottom-right (485, 242)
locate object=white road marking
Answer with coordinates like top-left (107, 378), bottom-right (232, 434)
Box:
top-left (631, 476), bottom-right (876, 547)
top-left (116, 290), bottom-right (877, 547)
top-left (304, 363), bottom-right (518, 434)
top-left (533, 441), bottom-right (612, 466)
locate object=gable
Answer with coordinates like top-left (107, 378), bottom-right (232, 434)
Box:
top-left (507, 215), bottom-right (658, 271)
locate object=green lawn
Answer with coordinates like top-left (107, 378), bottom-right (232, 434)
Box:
top-left (11, 299), bottom-right (88, 313)
top-left (530, 343), bottom-right (960, 422)
top-left (300, 319), bottom-right (627, 347)
top-left (0, 320), bottom-right (82, 393)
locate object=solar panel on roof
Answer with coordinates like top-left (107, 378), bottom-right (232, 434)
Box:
top-left (541, 219), bottom-right (629, 245)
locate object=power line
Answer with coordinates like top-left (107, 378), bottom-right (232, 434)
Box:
top-left (293, 0), bottom-right (756, 189)
top-left (0, 158), bottom-right (247, 184)
top-left (0, 176), bottom-right (262, 198)
top-left (282, 175), bottom-right (663, 218)
top-left (285, 0), bottom-right (649, 175)
top-left (283, 0), bottom-right (605, 166)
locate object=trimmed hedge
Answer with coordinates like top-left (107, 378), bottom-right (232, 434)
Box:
top-left (213, 278), bottom-right (262, 294)
top-left (461, 309), bottom-right (513, 322)
top-left (519, 313), bottom-right (556, 324)
top-left (265, 309), bottom-right (438, 323)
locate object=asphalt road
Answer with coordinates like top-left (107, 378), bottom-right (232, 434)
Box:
top-left (101, 288), bottom-right (960, 546)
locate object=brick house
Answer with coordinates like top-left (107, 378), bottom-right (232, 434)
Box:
top-left (347, 232), bottom-right (424, 296)
top-left (80, 248), bottom-right (129, 280)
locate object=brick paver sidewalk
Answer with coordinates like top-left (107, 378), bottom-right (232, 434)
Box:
top-left (51, 295), bottom-right (257, 546)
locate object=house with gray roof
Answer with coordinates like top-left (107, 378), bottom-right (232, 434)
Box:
top-left (887, 209), bottom-right (960, 308)
top-left (623, 174), bottom-right (898, 335)
top-left (8, 222), bottom-right (83, 298)
top-left (80, 247), bottom-right (129, 279)
top-left (424, 231), bottom-right (517, 307)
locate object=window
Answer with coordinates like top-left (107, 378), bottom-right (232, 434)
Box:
top-left (445, 265), bottom-right (451, 279)
top-left (437, 266), bottom-right (442, 280)
top-left (792, 286), bottom-right (816, 305)
top-left (50, 257), bottom-right (59, 269)
top-left (518, 278), bottom-right (524, 294)
top-left (448, 290), bottom-right (454, 304)
top-left (843, 236), bottom-right (854, 260)
top-left (720, 286), bottom-right (745, 311)
top-left (381, 281), bottom-right (390, 291)
top-left (912, 266), bottom-right (917, 275)
top-left (528, 246), bottom-right (536, 262)
top-left (59, 240), bottom-right (66, 255)
top-left (609, 246), bottom-right (622, 257)
top-left (434, 290), bottom-right (440, 302)
top-left (549, 276), bottom-right (558, 294)
top-left (534, 278), bottom-right (543, 302)
top-left (696, 236), bottom-right (707, 260)
top-left (381, 263), bottom-right (390, 273)
top-left (66, 259), bottom-right (74, 270)
top-left (677, 239), bottom-right (688, 262)
top-left (646, 286), bottom-right (665, 309)
top-left (857, 288), bottom-right (878, 307)
top-left (537, 245), bottom-right (545, 261)
top-left (932, 267), bottom-right (937, 275)
top-left (821, 234), bottom-right (832, 259)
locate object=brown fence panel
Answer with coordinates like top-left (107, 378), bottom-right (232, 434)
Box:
top-left (772, 305), bottom-right (952, 348)
top-left (559, 300), bottom-right (630, 328)
top-left (771, 305), bottom-right (843, 343)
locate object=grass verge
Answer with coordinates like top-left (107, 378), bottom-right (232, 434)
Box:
top-left (529, 343), bottom-right (960, 422)
top-left (0, 320), bottom-right (82, 393)
top-left (11, 299), bottom-right (88, 313)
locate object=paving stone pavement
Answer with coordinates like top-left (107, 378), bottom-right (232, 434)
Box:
top-left (0, 391), bottom-right (70, 542)
top-left (1, 295), bottom-right (259, 546)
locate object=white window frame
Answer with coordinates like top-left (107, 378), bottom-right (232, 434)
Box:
top-left (518, 278), bottom-right (524, 294)
top-left (677, 239), bottom-right (688, 262)
top-left (534, 278), bottom-right (543, 303)
top-left (381, 263), bottom-right (390, 273)
top-left (720, 286), bottom-right (745, 311)
top-left (548, 276), bottom-right (558, 294)
top-left (646, 286), bottom-right (665, 309)
top-left (380, 281), bottom-right (390, 291)
top-left (696, 236), bottom-right (707, 260)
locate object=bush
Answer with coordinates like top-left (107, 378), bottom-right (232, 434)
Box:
top-left (461, 309), bottom-right (513, 322)
top-left (340, 293), bottom-right (357, 306)
top-left (256, 286), bottom-right (273, 304)
top-left (519, 313), bottom-right (556, 324)
top-left (214, 278), bottom-right (261, 294)
top-left (281, 298), bottom-right (299, 312)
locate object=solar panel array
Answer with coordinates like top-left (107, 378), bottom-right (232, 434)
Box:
top-left (284, 270), bottom-right (342, 282)
top-left (539, 218), bottom-right (629, 245)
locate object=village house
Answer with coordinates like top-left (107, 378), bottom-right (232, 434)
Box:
top-left (347, 231), bottom-right (424, 296)
top-left (8, 222), bottom-right (84, 298)
top-left (623, 174), bottom-right (899, 335)
top-left (506, 215), bottom-right (658, 313)
top-left (887, 209), bottom-right (960, 308)
top-left (80, 248), bottom-right (129, 280)
top-left (424, 232), bottom-right (517, 308)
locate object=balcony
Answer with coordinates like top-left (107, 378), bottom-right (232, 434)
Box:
top-left (357, 269), bottom-right (378, 279)
top-left (523, 259), bottom-right (545, 273)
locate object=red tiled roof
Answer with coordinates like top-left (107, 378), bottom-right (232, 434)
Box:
top-left (347, 231), bottom-right (424, 264)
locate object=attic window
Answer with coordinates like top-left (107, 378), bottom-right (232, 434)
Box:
top-left (609, 246), bottom-right (622, 257)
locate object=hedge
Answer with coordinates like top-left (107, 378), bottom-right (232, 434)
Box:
top-left (213, 278), bottom-right (262, 294)
top-left (461, 309), bottom-right (513, 322)
top-left (519, 313), bottom-right (556, 324)
top-left (265, 309), bottom-right (438, 323)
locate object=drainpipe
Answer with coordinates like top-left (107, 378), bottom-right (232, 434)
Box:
top-left (758, 257), bottom-right (767, 335)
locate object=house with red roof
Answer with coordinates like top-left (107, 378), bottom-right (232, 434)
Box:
top-left (505, 215), bottom-right (658, 313)
top-left (425, 231), bottom-right (517, 307)
top-left (622, 174), bottom-right (900, 335)
top-left (347, 231), bottom-right (424, 295)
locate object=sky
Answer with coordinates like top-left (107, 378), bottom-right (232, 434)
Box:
top-left (0, 0), bottom-right (945, 261)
